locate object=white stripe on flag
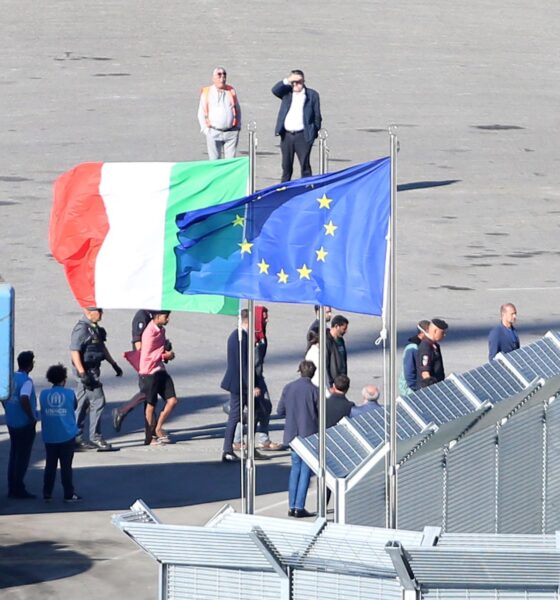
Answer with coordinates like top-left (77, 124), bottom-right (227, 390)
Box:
top-left (95, 163), bottom-right (173, 309)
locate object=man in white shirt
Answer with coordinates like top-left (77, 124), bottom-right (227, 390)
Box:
top-left (272, 70), bottom-right (322, 182)
top-left (197, 67), bottom-right (241, 160)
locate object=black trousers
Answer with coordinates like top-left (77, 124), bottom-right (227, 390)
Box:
top-left (7, 423), bottom-right (36, 495)
top-left (43, 439), bottom-right (75, 499)
top-left (280, 131), bottom-right (313, 182)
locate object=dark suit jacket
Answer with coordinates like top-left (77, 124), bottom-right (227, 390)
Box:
top-left (277, 377), bottom-right (319, 445)
top-left (326, 392), bottom-right (354, 429)
top-left (220, 328), bottom-right (264, 396)
top-left (271, 80), bottom-right (322, 143)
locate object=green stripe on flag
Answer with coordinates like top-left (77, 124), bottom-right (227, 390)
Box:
top-left (162, 157), bottom-right (248, 314)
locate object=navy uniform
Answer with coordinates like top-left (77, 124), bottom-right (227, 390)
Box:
top-left (416, 318), bottom-right (448, 389)
top-left (70, 308), bottom-right (122, 450)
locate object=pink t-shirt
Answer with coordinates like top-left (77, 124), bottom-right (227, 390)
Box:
top-left (139, 321), bottom-right (166, 375)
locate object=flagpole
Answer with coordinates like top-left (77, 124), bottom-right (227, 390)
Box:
top-left (317, 129), bottom-right (329, 519)
top-left (244, 121), bottom-right (258, 514)
top-left (388, 125), bottom-right (399, 529)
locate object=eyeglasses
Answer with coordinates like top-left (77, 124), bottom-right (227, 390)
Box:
top-left (291, 80), bottom-right (304, 86)
top-left (215, 72), bottom-right (226, 77)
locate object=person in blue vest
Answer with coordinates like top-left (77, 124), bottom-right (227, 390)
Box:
top-left (5, 351), bottom-right (37, 499)
top-left (488, 303), bottom-right (520, 360)
top-left (39, 363), bottom-right (81, 502)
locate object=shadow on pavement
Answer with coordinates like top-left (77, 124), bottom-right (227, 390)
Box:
top-left (0, 540), bottom-right (92, 589)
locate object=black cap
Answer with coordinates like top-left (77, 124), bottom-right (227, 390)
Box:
top-left (431, 318), bottom-right (448, 331)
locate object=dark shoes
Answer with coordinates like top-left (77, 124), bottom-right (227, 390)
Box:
top-left (8, 490), bottom-right (36, 499)
top-left (112, 409), bottom-right (124, 432)
top-left (289, 508), bottom-right (316, 519)
top-left (254, 450), bottom-right (270, 461)
top-left (222, 452), bottom-right (241, 463)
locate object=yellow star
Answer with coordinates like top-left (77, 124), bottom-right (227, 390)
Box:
top-left (297, 264), bottom-right (312, 280)
top-left (238, 239), bottom-right (253, 255)
top-left (324, 220), bottom-right (337, 236)
top-left (277, 268), bottom-right (289, 284)
top-left (316, 247), bottom-right (328, 262)
top-left (231, 214), bottom-right (245, 227)
top-left (257, 259), bottom-right (270, 274)
top-left (317, 194), bottom-right (333, 209)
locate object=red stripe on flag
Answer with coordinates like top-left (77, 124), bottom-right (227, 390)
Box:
top-left (49, 163), bottom-right (108, 307)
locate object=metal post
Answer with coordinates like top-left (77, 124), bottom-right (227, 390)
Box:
top-left (244, 122), bottom-right (258, 514)
top-left (317, 129), bottom-right (329, 518)
top-left (388, 126), bottom-right (399, 528)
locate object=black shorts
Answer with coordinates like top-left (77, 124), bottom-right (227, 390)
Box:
top-left (140, 371), bottom-right (176, 406)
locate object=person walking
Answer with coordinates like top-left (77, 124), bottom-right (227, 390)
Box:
top-left (39, 364), bottom-right (81, 502)
top-left (417, 319), bottom-right (449, 389)
top-left (272, 69), bottom-right (322, 182)
top-left (70, 307), bottom-right (122, 450)
top-left (221, 309), bottom-right (268, 462)
top-left (197, 67), bottom-right (241, 160)
top-left (399, 320), bottom-right (430, 396)
top-left (138, 311), bottom-right (178, 445)
top-left (5, 351), bottom-right (37, 499)
top-left (277, 360), bottom-right (319, 518)
top-left (488, 303), bottom-right (520, 360)
top-left (112, 309), bottom-right (152, 433)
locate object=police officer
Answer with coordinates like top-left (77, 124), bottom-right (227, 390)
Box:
top-left (70, 307), bottom-right (122, 450)
top-left (417, 318), bottom-right (448, 389)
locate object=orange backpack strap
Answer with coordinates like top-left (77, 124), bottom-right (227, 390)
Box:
top-left (200, 86), bottom-right (211, 127)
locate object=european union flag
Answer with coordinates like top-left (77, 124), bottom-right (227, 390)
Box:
top-left (174, 157), bottom-right (390, 315)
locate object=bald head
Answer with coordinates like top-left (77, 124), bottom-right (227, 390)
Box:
top-left (500, 303), bottom-right (517, 328)
top-left (361, 385), bottom-right (381, 405)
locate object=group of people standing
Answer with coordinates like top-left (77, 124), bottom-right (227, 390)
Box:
top-left (197, 66), bottom-right (322, 182)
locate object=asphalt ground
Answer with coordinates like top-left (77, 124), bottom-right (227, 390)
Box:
top-left (1, 1), bottom-right (560, 597)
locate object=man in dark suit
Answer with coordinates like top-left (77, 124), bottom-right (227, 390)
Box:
top-left (326, 375), bottom-right (354, 429)
top-left (277, 360), bottom-right (318, 518)
top-left (272, 69), bottom-right (322, 182)
top-left (221, 309), bottom-right (268, 463)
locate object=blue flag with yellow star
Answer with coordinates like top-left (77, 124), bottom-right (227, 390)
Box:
top-left (174, 157), bottom-right (390, 315)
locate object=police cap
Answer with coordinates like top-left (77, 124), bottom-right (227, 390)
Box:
top-left (431, 318), bottom-right (448, 331)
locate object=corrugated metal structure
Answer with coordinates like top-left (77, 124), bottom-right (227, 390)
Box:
top-left (113, 503), bottom-right (560, 599)
top-left (291, 331), bottom-right (560, 529)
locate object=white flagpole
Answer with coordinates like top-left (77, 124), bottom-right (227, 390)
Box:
top-left (317, 129), bottom-right (329, 518)
top-left (388, 125), bottom-right (399, 528)
top-left (244, 122), bottom-right (258, 514)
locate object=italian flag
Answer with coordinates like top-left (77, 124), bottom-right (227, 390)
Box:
top-left (49, 158), bottom-right (248, 314)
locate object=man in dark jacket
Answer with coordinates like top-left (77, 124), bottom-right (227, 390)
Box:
top-left (488, 303), bottom-right (520, 360)
top-left (221, 310), bottom-right (268, 463)
top-left (326, 315), bottom-right (349, 387)
top-left (272, 69), bottom-right (322, 182)
top-left (277, 360), bottom-right (318, 518)
top-left (326, 375), bottom-right (354, 429)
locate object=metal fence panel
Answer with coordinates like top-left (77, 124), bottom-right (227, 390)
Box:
top-left (398, 449), bottom-right (444, 531)
top-left (165, 565), bottom-right (282, 600)
top-left (446, 428), bottom-right (497, 533)
top-left (292, 570), bottom-right (402, 600)
top-left (498, 402), bottom-right (545, 533)
top-left (344, 467), bottom-right (387, 527)
top-left (421, 589), bottom-right (559, 599)
top-left (545, 398), bottom-right (560, 533)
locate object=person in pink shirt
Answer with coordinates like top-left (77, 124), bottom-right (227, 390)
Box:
top-left (139, 311), bottom-right (178, 445)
